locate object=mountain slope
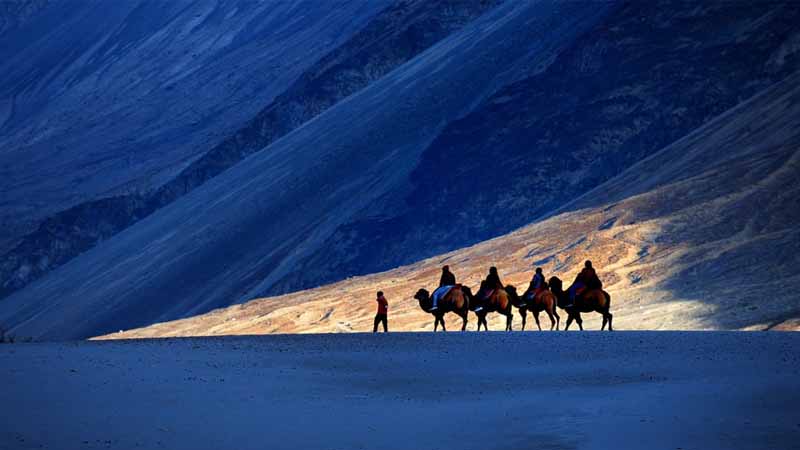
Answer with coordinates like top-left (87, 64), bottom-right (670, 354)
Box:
top-left (0, 0), bottom-right (387, 251)
top-left (0, 1), bottom-right (617, 340)
top-left (3, 1), bottom-right (800, 341)
top-left (0, 0), bottom-right (501, 299)
top-left (99, 71), bottom-right (800, 338)
top-left (296, 0), bottom-right (800, 294)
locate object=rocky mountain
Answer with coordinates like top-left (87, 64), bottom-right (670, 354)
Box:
top-left (99, 70), bottom-right (800, 338)
top-left (1, 1), bottom-right (799, 340)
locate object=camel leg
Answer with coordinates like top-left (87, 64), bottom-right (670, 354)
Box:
top-left (553, 309), bottom-right (560, 331)
top-left (520, 310), bottom-right (527, 331)
top-left (565, 313), bottom-right (573, 330)
top-left (441, 317), bottom-right (447, 332)
top-left (433, 317), bottom-right (439, 332)
top-left (461, 312), bottom-right (468, 331)
top-left (533, 311), bottom-right (542, 331)
top-left (481, 315), bottom-right (488, 331)
top-left (607, 312), bottom-right (613, 331)
top-left (601, 314), bottom-right (607, 331)
top-left (576, 314), bottom-right (584, 331)
top-left (506, 313), bottom-right (513, 332)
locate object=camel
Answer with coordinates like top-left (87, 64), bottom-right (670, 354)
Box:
top-left (506, 284), bottom-right (559, 331)
top-left (548, 276), bottom-right (613, 331)
top-left (469, 285), bottom-right (513, 331)
top-left (414, 286), bottom-right (469, 331)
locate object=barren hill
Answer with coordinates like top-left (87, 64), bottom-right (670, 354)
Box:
top-left (2, 1), bottom-right (799, 341)
top-left (99, 71), bottom-right (800, 339)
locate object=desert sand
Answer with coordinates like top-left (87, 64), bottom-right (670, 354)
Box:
top-left (2, 332), bottom-right (799, 450)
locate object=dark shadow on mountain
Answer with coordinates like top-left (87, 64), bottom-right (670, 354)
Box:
top-left (275, 1), bottom-right (800, 297)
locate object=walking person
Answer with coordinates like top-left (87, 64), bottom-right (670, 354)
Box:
top-left (373, 291), bottom-right (388, 332)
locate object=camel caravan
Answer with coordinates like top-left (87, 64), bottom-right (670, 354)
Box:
top-left (413, 261), bottom-right (612, 332)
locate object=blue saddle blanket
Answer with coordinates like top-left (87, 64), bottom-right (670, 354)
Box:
top-left (432, 286), bottom-right (454, 304)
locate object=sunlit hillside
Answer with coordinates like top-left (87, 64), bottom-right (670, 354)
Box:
top-left (4, 1), bottom-right (799, 342)
top-left (98, 72), bottom-right (800, 339)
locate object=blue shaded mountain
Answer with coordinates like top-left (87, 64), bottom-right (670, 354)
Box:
top-left (275, 0), bottom-right (800, 293)
top-left (1, 1), bottom-right (799, 340)
top-left (0, 0), bottom-right (500, 298)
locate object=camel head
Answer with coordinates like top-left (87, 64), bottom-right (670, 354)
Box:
top-left (467, 285), bottom-right (487, 312)
top-left (414, 288), bottom-right (431, 309)
top-left (505, 284), bottom-right (522, 307)
top-left (548, 276), bottom-right (563, 293)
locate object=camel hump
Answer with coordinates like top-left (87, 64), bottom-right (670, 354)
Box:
top-left (431, 285), bottom-right (461, 309)
top-left (602, 290), bottom-right (611, 307)
top-left (497, 288), bottom-right (510, 306)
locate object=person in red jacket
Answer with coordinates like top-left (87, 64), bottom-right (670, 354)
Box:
top-left (373, 291), bottom-right (388, 333)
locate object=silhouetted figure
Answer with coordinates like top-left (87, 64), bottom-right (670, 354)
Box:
top-left (531, 267), bottom-right (545, 290)
top-left (568, 260), bottom-right (602, 306)
top-left (477, 266), bottom-right (504, 303)
top-left (431, 265), bottom-right (457, 311)
top-left (373, 291), bottom-right (388, 332)
top-left (524, 267), bottom-right (546, 306)
top-left (439, 265), bottom-right (456, 287)
top-left (485, 266), bottom-right (504, 289)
